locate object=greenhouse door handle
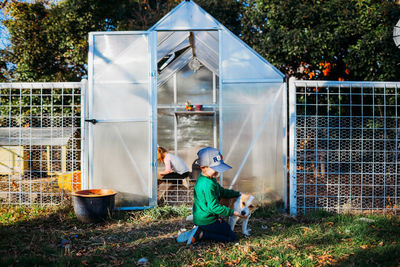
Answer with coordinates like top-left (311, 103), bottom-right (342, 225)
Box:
top-left (85, 119), bottom-right (97, 124)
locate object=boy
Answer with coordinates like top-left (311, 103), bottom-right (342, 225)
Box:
top-left (177, 147), bottom-right (247, 245)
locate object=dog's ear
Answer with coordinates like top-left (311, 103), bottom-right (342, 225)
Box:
top-left (248, 197), bottom-right (261, 212)
top-left (240, 193), bottom-right (250, 206)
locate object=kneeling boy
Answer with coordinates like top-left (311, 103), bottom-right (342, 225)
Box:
top-left (177, 147), bottom-right (247, 244)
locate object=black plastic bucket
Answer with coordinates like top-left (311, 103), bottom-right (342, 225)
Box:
top-left (71, 189), bottom-right (117, 223)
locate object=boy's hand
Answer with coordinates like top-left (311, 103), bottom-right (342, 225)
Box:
top-left (233, 211), bottom-right (248, 218)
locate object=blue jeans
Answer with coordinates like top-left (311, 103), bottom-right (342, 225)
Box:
top-left (199, 218), bottom-right (237, 243)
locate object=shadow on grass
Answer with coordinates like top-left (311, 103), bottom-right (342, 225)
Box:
top-left (0, 204), bottom-right (196, 266)
top-left (336, 245), bottom-right (400, 266)
top-left (2, 204), bottom-right (400, 266)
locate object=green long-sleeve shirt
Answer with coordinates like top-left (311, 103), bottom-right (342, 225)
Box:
top-left (193, 174), bottom-right (241, 226)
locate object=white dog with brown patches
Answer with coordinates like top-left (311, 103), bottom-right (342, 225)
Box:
top-left (187, 193), bottom-right (260, 236)
top-left (220, 193), bottom-right (260, 236)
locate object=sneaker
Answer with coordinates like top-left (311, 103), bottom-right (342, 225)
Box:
top-left (177, 227), bottom-right (198, 243)
top-left (186, 226), bottom-right (200, 245)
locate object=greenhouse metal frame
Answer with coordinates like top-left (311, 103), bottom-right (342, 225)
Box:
top-left (85, 0), bottom-right (287, 209)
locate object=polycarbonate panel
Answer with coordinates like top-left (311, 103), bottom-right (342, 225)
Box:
top-left (158, 49), bottom-right (191, 86)
top-left (194, 31), bottom-right (218, 56)
top-left (92, 122), bottom-right (150, 207)
top-left (157, 30), bottom-right (219, 76)
top-left (221, 31), bottom-right (283, 81)
top-left (93, 83), bottom-right (150, 119)
top-left (222, 83), bottom-right (285, 202)
top-left (158, 109), bottom-right (215, 149)
top-left (177, 64), bottom-right (214, 105)
top-left (158, 31), bottom-right (174, 45)
top-left (157, 109), bottom-right (175, 148)
top-left (177, 114), bottom-right (214, 149)
top-left (195, 39), bottom-right (219, 75)
top-left (151, 1), bottom-right (219, 30)
top-left (93, 34), bottom-right (149, 83)
top-left (157, 31), bottom-right (189, 61)
top-left (158, 78), bottom-right (174, 105)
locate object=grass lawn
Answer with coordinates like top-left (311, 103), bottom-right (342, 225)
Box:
top-left (1, 203), bottom-right (400, 266)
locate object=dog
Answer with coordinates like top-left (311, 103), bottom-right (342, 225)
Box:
top-left (186, 193), bottom-right (260, 236)
top-left (220, 193), bottom-right (260, 236)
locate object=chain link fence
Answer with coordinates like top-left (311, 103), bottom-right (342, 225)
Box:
top-left (0, 82), bottom-right (83, 205)
top-left (289, 80), bottom-right (400, 215)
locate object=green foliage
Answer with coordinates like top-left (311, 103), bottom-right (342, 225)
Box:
top-left (1, 0), bottom-right (121, 82)
top-left (0, 0), bottom-right (242, 82)
top-left (2, 0), bottom-right (399, 82)
top-left (0, 57), bottom-right (13, 82)
top-left (241, 0), bottom-right (400, 81)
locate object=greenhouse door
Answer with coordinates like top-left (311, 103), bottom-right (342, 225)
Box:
top-left (87, 32), bottom-right (157, 208)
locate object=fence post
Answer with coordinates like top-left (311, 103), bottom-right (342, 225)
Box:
top-left (289, 77), bottom-right (297, 215)
top-left (80, 79), bottom-right (88, 190)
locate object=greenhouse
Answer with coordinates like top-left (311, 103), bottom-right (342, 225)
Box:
top-left (85, 0), bottom-right (286, 209)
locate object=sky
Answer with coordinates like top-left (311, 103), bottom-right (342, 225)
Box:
top-left (0, 8), bottom-right (10, 50)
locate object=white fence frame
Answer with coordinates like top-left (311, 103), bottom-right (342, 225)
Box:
top-left (0, 81), bottom-right (86, 205)
top-left (289, 79), bottom-right (400, 215)
top-left (2, 78), bottom-right (400, 212)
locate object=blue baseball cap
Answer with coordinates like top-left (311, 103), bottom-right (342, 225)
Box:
top-left (197, 147), bottom-right (232, 173)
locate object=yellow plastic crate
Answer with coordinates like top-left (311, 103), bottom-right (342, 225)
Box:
top-left (57, 171), bottom-right (81, 192)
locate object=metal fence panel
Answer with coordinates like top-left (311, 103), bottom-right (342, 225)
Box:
top-left (289, 79), bottom-right (400, 215)
top-left (0, 82), bottom-right (83, 205)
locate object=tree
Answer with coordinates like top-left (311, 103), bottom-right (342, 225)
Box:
top-left (0, 58), bottom-right (13, 82)
top-left (0, 0), bottom-right (243, 128)
top-left (0, 0), bottom-right (242, 82)
top-left (241, 0), bottom-right (400, 81)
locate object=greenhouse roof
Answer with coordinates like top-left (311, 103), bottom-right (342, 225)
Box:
top-left (157, 31), bottom-right (219, 85)
top-left (151, 0), bottom-right (284, 85)
top-left (149, 0), bottom-right (220, 31)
